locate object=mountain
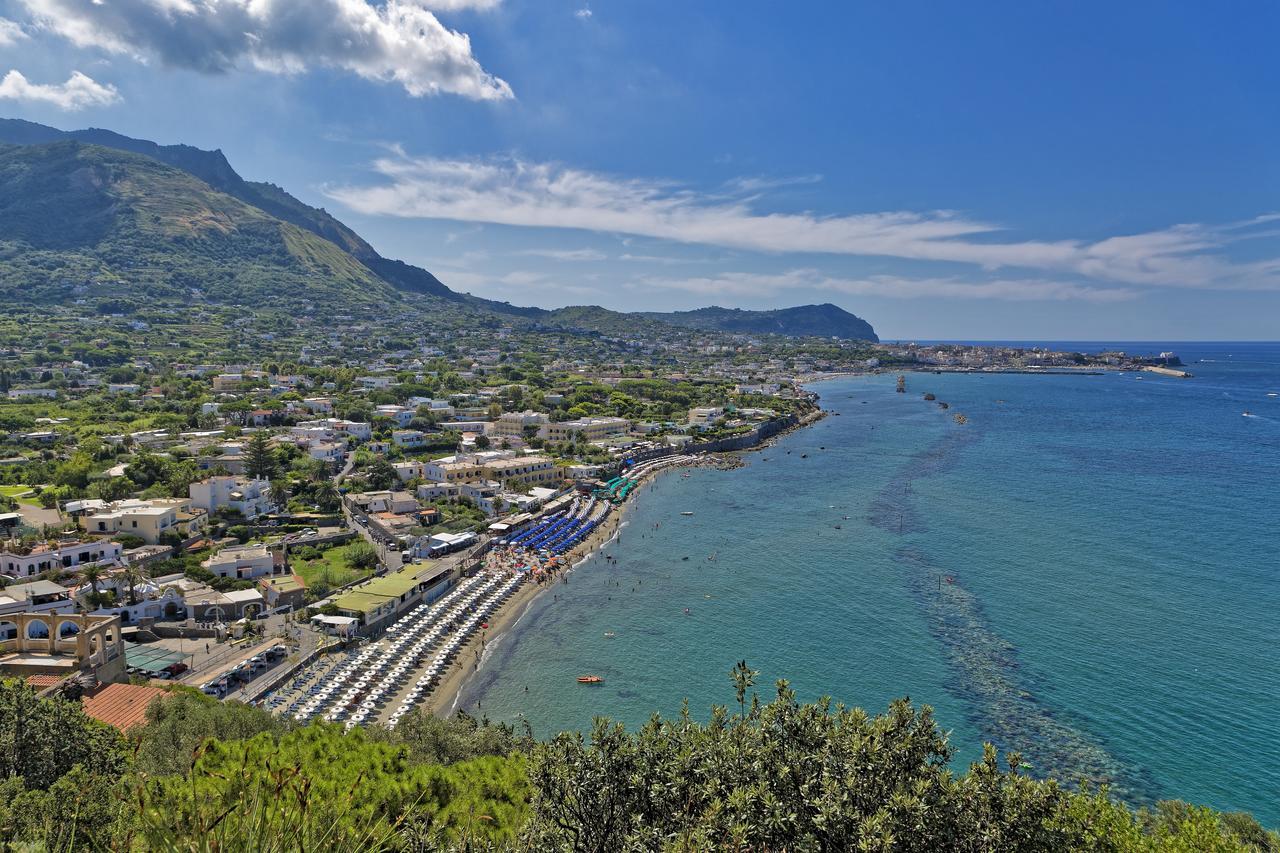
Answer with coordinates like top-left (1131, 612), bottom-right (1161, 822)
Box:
top-left (0, 140), bottom-right (398, 310)
top-left (639, 304), bottom-right (878, 341)
top-left (0, 119), bottom-right (877, 340)
top-left (0, 118), bottom-right (456, 301)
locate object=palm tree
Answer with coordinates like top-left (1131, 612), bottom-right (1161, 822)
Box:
top-left (314, 480), bottom-right (340, 512)
top-left (122, 563), bottom-right (145, 606)
top-left (270, 478), bottom-right (291, 510)
top-left (80, 563), bottom-right (104, 606)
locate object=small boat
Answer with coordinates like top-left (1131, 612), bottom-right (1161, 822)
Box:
top-left (1268, 392), bottom-right (1278, 397)
top-left (834, 524), bottom-right (842, 529)
top-left (681, 511), bottom-right (694, 516)
top-left (603, 632), bottom-right (616, 639)
top-left (577, 675), bottom-right (603, 684)
top-left (1243, 411), bottom-right (1253, 417)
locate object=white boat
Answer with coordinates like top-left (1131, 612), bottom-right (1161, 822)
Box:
top-left (680, 511), bottom-right (694, 516)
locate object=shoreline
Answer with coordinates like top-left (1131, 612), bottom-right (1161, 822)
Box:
top-left (424, 455), bottom-right (737, 719)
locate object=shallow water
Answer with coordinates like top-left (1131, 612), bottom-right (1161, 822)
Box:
top-left (464, 342), bottom-right (1280, 825)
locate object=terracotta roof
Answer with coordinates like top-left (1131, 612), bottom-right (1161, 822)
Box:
top-left (25, 675), bottom-right (62, 689)
top-left (81, 683), bottom-right (167, 731)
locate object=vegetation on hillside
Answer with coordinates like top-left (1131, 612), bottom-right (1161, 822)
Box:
top-left (0, 671), bottom-right (1274, 851)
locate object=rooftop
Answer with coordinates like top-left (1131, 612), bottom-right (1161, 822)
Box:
top-left (81, 683), bottom-right (168, 731)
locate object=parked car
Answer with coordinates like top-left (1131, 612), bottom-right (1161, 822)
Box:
top-left (200, 683), bottom-right (222, 697)
top-left (267, 645), bottom-right (287, 659)
top-left (164, 662), bottom-right (189, 676)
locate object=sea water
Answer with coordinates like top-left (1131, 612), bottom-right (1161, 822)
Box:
top-left (462, 342), bottom-right (1280, 825)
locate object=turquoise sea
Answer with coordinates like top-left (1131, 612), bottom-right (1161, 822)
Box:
top-left (462, 342), bottom-right (1280, 825)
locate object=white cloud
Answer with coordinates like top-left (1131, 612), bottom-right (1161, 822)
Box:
top-left (518, 248), bottom-right (607, 261)
top-left (0, 17), bottom-right (27, 45)
top-left (574, 7), bottom-right (592, 19)
top-left (17, 0), bottom-right (512, 100)
top-left (638, 269), bottom-right (1139, 303)
top-left (327, 153), bottom-right (1280, 292)
top-left (0, 69), bottom-right (121, 110)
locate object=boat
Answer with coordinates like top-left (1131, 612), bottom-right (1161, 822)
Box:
top-left (603, 632), bottom-right (616, 639)
top-left (577, 675), bottom-right (604, 684)
top-left (681, 511), bottom-right (694, 516)
top-left (1243, 411), bottom-right (1253, 417)
top-left (1268, 392), bottom-right (1278, 397)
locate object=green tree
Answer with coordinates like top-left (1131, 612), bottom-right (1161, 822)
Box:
top-left (130, 689), bottom-right (288, 777)
top-left (129, 726), bottom-right (530, 851)
top-left (244, 430), bottom-right (277, 481)
top-left (345, 541), bottom-right (379, 572)
top-left (0, 679), bottom-right (128, 790)
top-left (366, 457), bottom-right (398, 491)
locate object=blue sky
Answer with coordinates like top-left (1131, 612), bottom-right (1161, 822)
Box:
top-left (2, 0), bottom-right (1278, 340)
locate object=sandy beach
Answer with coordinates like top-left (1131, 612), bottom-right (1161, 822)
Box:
top-left (422, 456), bottom-right (732, 718)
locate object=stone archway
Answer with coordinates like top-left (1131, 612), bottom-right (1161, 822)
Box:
top-left (58, 620), bottom-right (80, 638)
top-left (0, 620), bottom-right (15, 641)
top-left (25, 619), bottom-right (49, 640)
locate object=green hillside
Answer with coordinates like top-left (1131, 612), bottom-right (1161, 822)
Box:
top-left (640, 303), bottom-right (880, 341)
top-left (0, 141), bottom-right (399, 312)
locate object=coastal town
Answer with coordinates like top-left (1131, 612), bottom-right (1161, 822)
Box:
top-left (0, 319), bottom-right (1198, 734)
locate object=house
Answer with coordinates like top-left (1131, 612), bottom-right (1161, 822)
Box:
top-left (296, 418), bottom-right (372, 441)
top-left (189, 476), bottom-right (273, 519)
top-left (348, 490), bottom-right (419, 515)
top-left (375, 405), bottom-right (416, 427)
top-left (6, 388), bottom-right (58, 400)
top-left (493, 411), bottom-right (549, 438)
top-left (416, 482), bottom-right (462, 502)
top-left (0, 579), bottom-right (75, 619)
top-left (308, 441), bottom-right (345, 466)
top-left (259, 573), bottom-right (307, 612)
top-left (184, 586), bottom-right (266, 622)
top-left (421, 452), bottom-right (560, 486)
top-left (1, 538), bottom-right (123, 580)
top-left (392, 429), bottom-right (429, 449)
top-left (393, 460), bottom-right (428, 482)
top-left (688, 407), bottom-right (725, 427)
top-left (78, 499), bottom-right (207, 545)
top-left (80, 683), bottom-right (168, 732)
top-left (202, 543), bottom-right (278, 580)
top-left (539, 417), bottom-right (631, 442)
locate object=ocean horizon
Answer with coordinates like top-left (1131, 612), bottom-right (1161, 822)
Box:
top-left (462, 341), bottom-right (1280, 826)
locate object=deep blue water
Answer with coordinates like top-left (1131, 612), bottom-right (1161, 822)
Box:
top-left (464, 342), bottom-right (1280, 825)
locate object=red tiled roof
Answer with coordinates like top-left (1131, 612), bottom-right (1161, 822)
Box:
top-left (81, 683), bottom-right (167, 731)
top-left (25, 675), bottom-right (62, 689)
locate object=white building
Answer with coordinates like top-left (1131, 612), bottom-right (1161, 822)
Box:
top-left (202, 543), bottom-right (278, 580)
top-left (392, 429), bottom-right (429, 449)
top-left (493, 410), bottom-right (549, 438)
top-left (296, 418), bottom-right (372, 441)
top-left (539, 417), bottom-right (631, 442)
top-left (2, 539), bottom-right (123, 580)
top-left (376, 405), bottom-right (416, 427)
top-left (189, 476), bottom-right (273, 519)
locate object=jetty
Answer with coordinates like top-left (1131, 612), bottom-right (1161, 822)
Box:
top-left (1142, 365), bottom-right (1193, 378)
